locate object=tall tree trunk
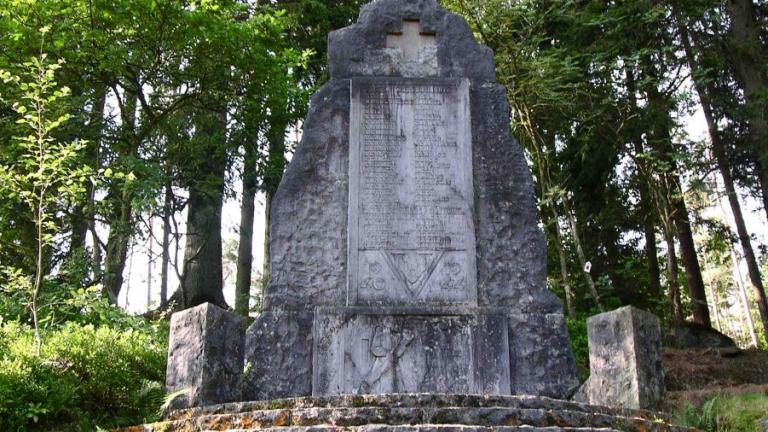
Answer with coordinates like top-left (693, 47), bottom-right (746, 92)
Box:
top-left (236, 142), bottom-right (258, 315)
top-left (160, 176), bottom-right (172, 305)
top-left (726, 0), bottom-right (768, 221)
top-left (562, 200), bottom-right (604, 312)
top-left (675, 197), bottom-right (712, 327)
top-left (681, 24), bottom-right (768, 335)
top-left (717, 185), bottom-right (760, 347)
top-left (103, 92), bottom-right (138, 303)
top-left (701, 248), bottom-right (723, 333)
top-left (664, 228), bottom-right (683, 323)
top-left (552, 212), bottom-right (576, 318)
top-left (146, 218), bottom-right (153, 310)
top-left (706, 101), bottom-right (768, 336)
top-left (70, 86), bottom-right (107, 256)
top-left (626, 68), bottom-right (662, 300)
top-left (262, 192), bottom-right (271, 306)
top-left (181, 108), bottom-right (228, 309)
top-left (729, 242), bottom-right (759, 347)
top-left (642, 57), bottom-right (711, 327)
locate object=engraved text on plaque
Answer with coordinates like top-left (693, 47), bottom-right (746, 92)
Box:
top-left (348, 78), bottom-right (476, 305)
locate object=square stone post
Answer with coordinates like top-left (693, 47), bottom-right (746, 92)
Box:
top-left (165, 303), bottom-right (245, 409)
top-left (574, 306), bottom-right (665, 410)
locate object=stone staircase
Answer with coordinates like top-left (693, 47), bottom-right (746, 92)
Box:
top-left (117, 394), bottom-right (697, 432)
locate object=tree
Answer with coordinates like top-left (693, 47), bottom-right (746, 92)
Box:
top-left (0, 33), bottom-right (92, 350)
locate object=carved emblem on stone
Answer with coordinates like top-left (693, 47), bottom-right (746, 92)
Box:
top-left (439, 259), bottom-right (465, 292)
top-left (384, 251), bottom-right (443, 298)
top-left (360, 261), bottom-right (386, 292)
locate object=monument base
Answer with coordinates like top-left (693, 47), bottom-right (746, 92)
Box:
top-left (313, 307), bottom-right (511, 396)
top-left (116, 393), bottom-right (695, 432)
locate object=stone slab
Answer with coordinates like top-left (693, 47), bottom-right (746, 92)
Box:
top-left (507, 314), bottom-right (580, 398)
top-left (242, 310), bottom-right (314, 401)
top-left (348, 77), bottom-right (476, 307)
top-left (575, 306), bottom-right (665, 410)
top-left (117, 394), bottom-right (694, 432)
top-left (165, 303), bottom-right (245, 409)
top-left (313, 308), bottom-right (510, 396)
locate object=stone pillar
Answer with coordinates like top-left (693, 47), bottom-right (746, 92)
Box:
top-left (574, 306), bottom-right (665, 410)
top-left (165, 303), bottom-right (245, 409)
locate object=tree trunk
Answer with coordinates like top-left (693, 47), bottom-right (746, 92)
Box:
top-left (103, 92), bottom-right (138, 303)
top-left (664, 228), bottom-right (683, 323)
top-left (726, 0), bottom-right (768, 221)
top-left (70, 86), bottom-right (107, 256)
top-left (552, 211), bottom-right (576, 319)
top-left (701, 248), bottom-right (723, 333)
top-left (641, 56), bottom-right (711, 327)
top-left (235, 142), bottom-right (258, 315)
top-left (718, 183), bottom-right (759, 347)
top-left (675, 197), bottom-right (712, 327)
top-left (681, 23), bottom-right (768, 334)
top-left (146, 218), bottom-right (153, 310)
top-left (706, 99), bottom-right (768, 336)
top-left (181, 108), bottom-right (228, 309)
top-left (626, 68), bottom-right (663, 300)
top-left (262, 191), bottom-right (272, 308)
top-left (562, 200), bottom-right (604, 312)
top-left (160, 176), bottom-right (172, 305)
top-left (729, 241), bottom-right (759, 347)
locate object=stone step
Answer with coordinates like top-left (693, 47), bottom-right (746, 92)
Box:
top-left (117, 395), bottom-right (696, 432)
top-left (166, 394), bottom-right (672, 423)
top-left (220, 427), bottom-right (627, 432)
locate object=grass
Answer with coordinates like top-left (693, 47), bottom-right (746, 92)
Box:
top-left (676, 391), bottom-right (768, 432)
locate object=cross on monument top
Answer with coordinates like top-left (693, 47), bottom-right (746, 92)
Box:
top-left (386, 20), bottom-right (436, 63)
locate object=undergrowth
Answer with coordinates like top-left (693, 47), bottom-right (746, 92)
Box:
top-left (676, 392), bottom-right (768, 432)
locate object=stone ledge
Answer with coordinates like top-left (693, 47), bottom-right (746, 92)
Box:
top-left (115, 394), bottom-right (694, 432)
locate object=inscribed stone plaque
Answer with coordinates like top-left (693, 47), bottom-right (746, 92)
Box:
top-left (312, 308), bottom-right (510, 396)
top-left (347, 78), bottom-right (476, 306)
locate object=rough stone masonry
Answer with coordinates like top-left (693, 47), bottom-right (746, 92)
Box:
top-left (242, 0), bottom-right (581, 401)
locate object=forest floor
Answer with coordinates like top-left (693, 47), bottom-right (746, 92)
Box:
top-left (664, 347), bottom-right (768, 411)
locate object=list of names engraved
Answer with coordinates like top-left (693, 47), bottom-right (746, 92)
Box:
top-left (348, 78), bottom-right (477, 305)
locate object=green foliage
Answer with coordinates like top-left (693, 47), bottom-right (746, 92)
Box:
top-left (0, 319), bottom-right (167, 431)
top-left (566, 315), bottom-right (590, 379)
top-left (676, 393), bottom-right (768, 432)
top-left (0, 32), bottom-right (95, 349)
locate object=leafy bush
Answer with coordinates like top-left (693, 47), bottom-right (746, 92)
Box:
top-left (677, 393), bottom-right (768, 432)
top-left (566, 315), bottom-right (590, 379)
top-left (0, 318), bottom-right (168, 431)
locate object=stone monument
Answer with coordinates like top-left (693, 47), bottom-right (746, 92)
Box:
top-left (142, 1), bottom-right (687, 430)
top-left (574, 306), bottom-right (665, 410)
top-left (243, 0), bottom-right (580, 401)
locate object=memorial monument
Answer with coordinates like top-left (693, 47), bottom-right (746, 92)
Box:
top-left (136, 1), bottom-right (685, 430)
top-left (244, 0), bottom-right (579, 401)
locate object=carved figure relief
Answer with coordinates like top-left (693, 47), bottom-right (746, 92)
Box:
top-left (357, 324), bottom-right (423, 393)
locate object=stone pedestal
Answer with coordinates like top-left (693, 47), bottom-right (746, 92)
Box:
top-left (166, 303), bottom-right (245, 409)
top-left (574, 306), bottom-right (665, 410)
top-left (313, 307), bottom-right (510, 396)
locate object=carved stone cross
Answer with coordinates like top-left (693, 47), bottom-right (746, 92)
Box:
top-left (386, 20), bottom-right (436, 63)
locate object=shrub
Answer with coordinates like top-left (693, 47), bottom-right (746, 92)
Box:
top-left (566, 315), bottom-right (590, 379)
top-left (0, 318), bottom-right (167, 431)
top-left (676, 392), bottom-right (768, 432)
